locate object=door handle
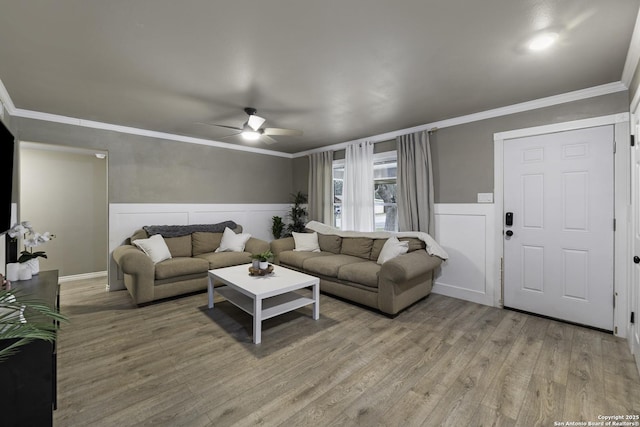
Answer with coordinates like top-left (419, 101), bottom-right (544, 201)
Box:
top-left (505, 230), bottom-right (514, 237)
top-left (634, 256), bottom-right (640, 264)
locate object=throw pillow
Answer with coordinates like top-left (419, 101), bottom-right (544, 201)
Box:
top-left (133, 234), bottom-right (172, 264)
top-left (377, 236), bottom-right (409, 265)
top-left (293, 232), bottom-right (321, 252)
top-left (215, 227), bottom-right (251, 252)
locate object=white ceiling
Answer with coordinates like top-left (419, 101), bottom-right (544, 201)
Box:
top-left (0, 0), bottom-right (638, 154)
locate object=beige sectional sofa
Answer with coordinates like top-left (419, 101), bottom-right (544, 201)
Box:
top-left (113, 223), bottom-right (269, 305)
top-left (270, 221), bottom-right (447, 316)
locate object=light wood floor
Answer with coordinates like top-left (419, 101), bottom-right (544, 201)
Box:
top-left (53, 278), bottom-right (640, 427)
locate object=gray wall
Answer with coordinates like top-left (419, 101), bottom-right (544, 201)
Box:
top-left (432, 91), bottom-right (628, 202)
top-left (13, 117), bottom-right (294, 203)
top-left (20, 148), bottom-right (107, 276)
top-left (294, 91), bottom-right (629, 203)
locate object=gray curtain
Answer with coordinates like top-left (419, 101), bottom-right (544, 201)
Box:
top-left (396, 131), bottom-right (435, 234)
top-left (307, 150), bottom-right (334, 224)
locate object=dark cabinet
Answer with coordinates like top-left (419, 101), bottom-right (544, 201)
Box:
top-left (0, 270), bottom-right (59, 427)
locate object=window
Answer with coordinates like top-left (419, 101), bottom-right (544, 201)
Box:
top-left (373, 153), bottom-right (397, 231)
top-left (332, 151), bottom-right (397, 231)
top-left (333, 161), bottom-right (344, 229)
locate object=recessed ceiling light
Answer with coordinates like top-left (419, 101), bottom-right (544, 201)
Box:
top-left (528, 32), bottom-right (558, 51)
top-left (95, 153), bottom-right (106, 159)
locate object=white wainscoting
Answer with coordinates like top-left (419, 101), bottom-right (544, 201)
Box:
top-left (108, 203), bottom-right (290, 291)
top-left (433, 203), bottom-right (498, 307)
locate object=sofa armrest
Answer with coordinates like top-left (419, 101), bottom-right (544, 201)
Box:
top-left (380, 250), bottom-right (442, 283)
top-left (378, 250), bottom-right (442, 314)
top-left (270, 237), bottom-right (295, 264)
top-left (245, 237), bottom-right (269, 255)
top-left (112, 245), bottom-right (155, 304)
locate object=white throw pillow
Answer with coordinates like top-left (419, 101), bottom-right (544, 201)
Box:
top-left (292, 232), bottom-right (320, 252)
top-left (133, 234), bottom-right (172, 264)
top-left (215, 227), bottom-right (251, 252)
top-left (377, 236), bottom-right (409, 265)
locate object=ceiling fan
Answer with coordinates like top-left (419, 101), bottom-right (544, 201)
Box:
top-left (201, 107), bottom-right (303, 144)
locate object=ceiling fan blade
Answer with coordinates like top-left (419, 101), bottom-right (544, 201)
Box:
top-left (261, 135), bottom-right (278, 145)
top-left (247, 114), bottom-right (266, 131)
top-left (196, 122), bottom-right (243, 131)
top-left (263, 127), bottom-right (303, 136)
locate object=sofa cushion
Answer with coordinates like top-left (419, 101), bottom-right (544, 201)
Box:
top-left (293, 232), bottom-right (320, 252)
top-left (369, 239), bottom-right (387, 261)
top-left (192, 232), bottom-right (223, 256)
top-left (399, 237), bottom-right (426, 253)
top-left (155, 257), bottom-right (209, 280)
top-left (133, 234), bottom-right (172, 264)
top-left (130, 229), bottom-right (148, 242)
top-left (318, 234), bottom-right (342, 254)
top-left (337, 261), bottom-right (381, 288)
top-left (279, 250), bottom-right (331, 269)
top-left (340, 237), bottom-right (374, 259)
top-left (215, 227), bottom-right (251, 252)
top-left (303, 254), bottom-right (366, 277)
top-left (377, 236), bottom-right (409, 264)
top-left (195, 251), bottom-right (252, 269)
top-left (165, 234), bottom-right (192, 257)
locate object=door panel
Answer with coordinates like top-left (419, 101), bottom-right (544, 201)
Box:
top-left (632, 121), bottom-right (640, 373)
top-left (504, 126), bottom-right (614, 330)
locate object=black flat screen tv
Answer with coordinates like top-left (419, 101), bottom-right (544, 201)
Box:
top-left (0, 118), bottom-right (15, 234)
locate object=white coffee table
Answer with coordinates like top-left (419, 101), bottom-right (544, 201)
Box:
top-left (207, 264), bottom-right (320, 344)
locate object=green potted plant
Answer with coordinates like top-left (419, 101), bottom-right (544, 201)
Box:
top-left (252, 250), bottom-right (274, 270)
top-left (0, 276), bottom-right (67, 362)
top-left (271, 216), bottom-right (284, 239)
top-left (284, 191), bottom-right (308, 236)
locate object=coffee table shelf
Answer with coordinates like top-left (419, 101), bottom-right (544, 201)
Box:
top-left (216, 286), bottom-right (315, 320)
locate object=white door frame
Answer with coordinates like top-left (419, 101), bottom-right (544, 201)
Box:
top-left (494, 113), bottom-right (630, 337)
top-left (629, 100), bottom-right (640, 367)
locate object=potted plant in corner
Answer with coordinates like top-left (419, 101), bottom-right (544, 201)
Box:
top-left (252, 250), bottom-right (274, 270)
top-left (284, 191), bottom-right (308, 237)
top-left (271, 216), bottom-right (284, 239)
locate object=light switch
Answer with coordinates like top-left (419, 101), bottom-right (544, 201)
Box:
top-left (477, 193), bottom-right (493, 203)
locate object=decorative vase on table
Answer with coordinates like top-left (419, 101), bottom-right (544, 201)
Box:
top-left (6, 263), bottom-right (20, 282)
top-left (259, 261), bottom-right (269, 270)
top-left (25, 258), bottom-right (40, 275)
top-left (18, 265), bottom-right (32, 281)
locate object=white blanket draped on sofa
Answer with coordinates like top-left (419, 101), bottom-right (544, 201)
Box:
top-left (305, 221), bottom-right (449, 260)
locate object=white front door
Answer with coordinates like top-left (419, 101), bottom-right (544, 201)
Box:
top-left (503, 125), bottom-right (614, 330)
top-left (631, 120), bottom-right (640, 372)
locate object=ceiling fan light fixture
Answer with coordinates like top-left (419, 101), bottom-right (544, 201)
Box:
top-left (528, 32), bottom-right (558, 51)
top-left (247, 114), bottom-right (266, 131)
top-left (241, 130), bottom-right (261, 141)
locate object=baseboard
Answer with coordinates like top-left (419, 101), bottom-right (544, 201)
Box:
top-left (59, 270), bottom-right (107, 283)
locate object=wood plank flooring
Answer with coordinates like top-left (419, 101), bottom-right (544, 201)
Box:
top-left (53, 278), bottom-right (640, 426)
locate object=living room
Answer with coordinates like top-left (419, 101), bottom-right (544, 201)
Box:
top-left (1, 1), bottom-right (640, 425)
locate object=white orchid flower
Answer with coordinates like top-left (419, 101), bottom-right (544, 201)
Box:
top-left (24, 236), bottom-right (40, 248)
top-left (7, 224), bottom-right (25, 239)
top-left (38, 232), bottom-right (52, 243)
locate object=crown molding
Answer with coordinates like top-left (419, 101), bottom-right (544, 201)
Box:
top-left (622, 7), bottom-right (640, 86)
top-left (0, 76), bottom-right (628, 160)
top-left (0, 78), bottom-right (15, 114)
top-left (292, 81), bottom-right (628, 158)
top-left (11, 108), bottom-right (293, 159)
